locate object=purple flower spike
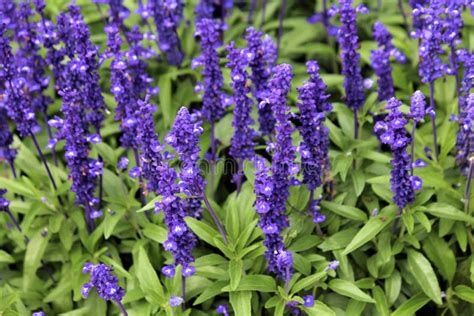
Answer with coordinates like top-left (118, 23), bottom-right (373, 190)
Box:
top-left (456, 93), bottom-right (474, 174)
top-left (411, 1), bottom-right (446, 84)
top-left (337, 0), bottom-right (365, 111)
top-left (166, 107), bottom-right (205, 218)
top-left (194, 19), bottom-right (227, 124)
top-left (370, 21), bottom-right (406, 101)
top-left (297, 61), bottom-right (332, 221)
top-left (148, 0), bottom-right (184, 65)
top-left (245, 27), bottom-right (277, 136)
top-left (135, 98), bottom-right (197, 277)
top-left (409, 91), bottom-right (427, 123)
top-left (82, 263), bottom-right (125, 303)
top-left (374, 98), bottom-right (418, 210)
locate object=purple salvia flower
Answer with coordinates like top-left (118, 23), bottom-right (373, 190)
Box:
top-left (409, 0), bottom-right (428, 31)
top-left (456, 93), bottom-right (474, 174)
top-left (13, 1), bottom-right (52, 116)
top-left (148, 0), bottom-right (184, 65)
top-left (411, 0), bottom-right (446, 84)
top-left (444, 0), bottom-right (464, 87)
top-left (216, 304), bottom-right (230, 315)
top-left (51, 89), bottom-right (103, 229)
top-left (31, 312), bottom-right (45, 316)
top-left (296, 61), bottom-right (332, 222)
top-left (195, 0), bottom-right (214, 21)
top-left (135, 98), bottom-right (196, 277)
top-left (226, 41), bottom-right (257, 190)
top-left (0, 0), bottom-right (17, 30)
top-left (253, 64), bottom-right (295, 283)
top-left (56, 4), bottom-right (106, 133)
top-left (374, 98), bottom-right (421, 210)
top-left (303, 295), bottom-right (315, 307)
top-left (409, 90), bottom-right (427, 123)
top-left (194, 18), bottom-right (227, 124)
top-left (253, 157), bottom-right (292, 283)
top-left (370, 21), bottom-right (406, 101)
top-left (0, 23), bottom-right (40, 137)
top-left (82, 263), bottom-right (125, 304)
top-left (245, 27), bottom-right (277, 136)
top-left (269, 64), bottom-right (298, 221)
top-left (165, 107), bottom-right (205, 218)
top-left (337, 0), bottom-right (365, 111)
top-left (0, 108), bottom-right (16, 164)
top-left (169, 296), bottom-right (184, 307)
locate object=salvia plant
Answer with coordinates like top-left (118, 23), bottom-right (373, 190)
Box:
top-left (0, 1), bottom-right (474, 316)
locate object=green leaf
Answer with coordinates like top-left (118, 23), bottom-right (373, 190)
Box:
top-left (385, 270), bottom-right (401, 306)
top-left (104, 207), bottom-right (126, 239)
top-left (304, 301), bottom-right (336, 316)
top-left (159, 75), bottom-right (173, 126)
top-left (222, 275), bottom-right (276, 292)
top-left (372, 286), bottom-right (389, 316)
top-left (454, 285), bottom-right (474, 303)
top-left (328, 279), bottom-right (375, 303)
top-left (320, 201), bottom-right (367, 221)
top-left (142, 223), bottom-right (168, 244)
top-left (135, 246), bottom-right (165, 305)
top-left (422, 234), bottom-right (456, 283)
top-left (229, 259), bottom-right (243, 290)
top-left (425, 203), bottom-right (474, 225)
top-left (318, 227), bottom-right (358, 251)
top-left (407, 249), bottom-right (442, 305)
top-left (185, 217), bottom-right (219, 247)
top-left (23, 231), bottom-right (50, 290)
top-left (391, 293), bottom-right (430, 316)
top-left (343, 206), bottom-right (397, 255)
top-left (102, 169), bottom-right (129, 208)
top-left (229, 291), bottom-right (252, 316)
top-left (291, 272), bottom-right (326, 293)
top-left (351, 170), bottom-right (365, 196)
top-left (0, 250), bottom-right (14, 263)
top-left (193, 281), bottom-right (227, 305)
top-left (136, 196), bottom-right (162, 213)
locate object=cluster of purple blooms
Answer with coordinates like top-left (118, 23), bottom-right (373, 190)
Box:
top-left (134, 98), bottom-right (197, 279)
top-left (335, 0), bottom-right (367, 112)
top-left (82, 263), bottom-right (125, 303)
top-left (253, 64), bottom-right (296, 283)
top-left (245, 27), bottom-right (277, 136)
top-left (226, 41), bottom-right (257, 189)
top-left (374, 98), bottom-right (423, 210)
top-left (296, 61), bottom-right (332, 223)
top-left (370, 21), bottom-right (407, 101)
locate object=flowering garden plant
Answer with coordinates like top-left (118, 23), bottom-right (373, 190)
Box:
top-left (0, 0), bottom-right (474, 315)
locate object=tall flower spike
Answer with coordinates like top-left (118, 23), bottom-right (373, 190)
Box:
top-left (0, 23), bottom-right (40, 137)
top-left (165, 107), bottom-right (205, 218)
top-left (193, 19), bottom-right (227, 124)
top-left (134, 98), bottom-right (197, 278)
top-left (370, 21), bottom-right (406, 101)
top-left (226, 41), bottom-right (257, 192)
top-left (0, 108), bottom-right (16, 167)
top-left (253, 157), bottom-right (293, 284)
top-left (408, 90), bottom-right (427, 174)
top-left (56, 4), bottom-right (106, 134)
top-left (374, 98), bottom-right (421, 210)
top-left (411, 0), bottom-right (446, 159)
top-left (245, 27), bottom-right (277, 136)
top-left (82, 263), bottom-right (127, 315)
top-left (409, 0), bottom-right (428, 32)
top-left (258, 64), bottom-right (296, 284)
top-left (337, 0), bottom-right (366, 138)
top-left (51, 89), bottom-right (103, 230)
top-left (444, 0), bottom-right (464, 99)
top-left (456, 93), bottom-right (474, 175)
top-left (296, 61), bottom-right (332, 223)
top-left (149, 0), bottom-right (184, 65)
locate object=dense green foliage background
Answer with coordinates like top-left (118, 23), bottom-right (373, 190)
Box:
top-left (1, 0), bottom-right (474, 315)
